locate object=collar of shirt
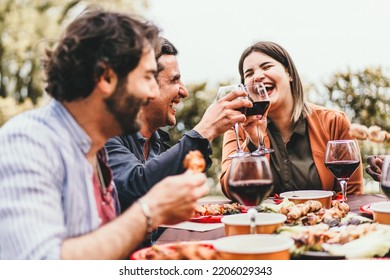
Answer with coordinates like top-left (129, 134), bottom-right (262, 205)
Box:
top-left (136, 129), bottom-right (172, 160)
top-left (267, 114), bottom-right (307, 138)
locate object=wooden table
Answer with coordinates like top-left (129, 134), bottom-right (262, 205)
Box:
top-left (156, 194), bottom-right (387, 245)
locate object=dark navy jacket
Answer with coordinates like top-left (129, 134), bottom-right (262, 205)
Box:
top-left (105, 129), bottom-right (212, 211)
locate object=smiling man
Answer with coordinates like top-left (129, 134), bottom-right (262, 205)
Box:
top-left (105, 37), bottom-right (251, 211)
top-left (0, 10), bottom-right (210, 259)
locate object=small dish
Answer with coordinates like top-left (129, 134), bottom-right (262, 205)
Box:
top-left (360, 203), bottom-right (373, 215)
top-left (280, 190), bottom-right (334, 208)
top-left (221, 213), bottom-right (286, 235)
top-left (370, 201), bottom-right (390, 225)
top-left (213, 234), bottom-right (294, 260)
top-left (190, 215), bottom-right (224, 223)
top-left (130, 242), bottom-right (216, 260)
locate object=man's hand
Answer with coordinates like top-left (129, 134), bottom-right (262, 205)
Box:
top-left (193, 90), bottom-right (252, 142)
top-left (142, 171), bottom-right (209, 226)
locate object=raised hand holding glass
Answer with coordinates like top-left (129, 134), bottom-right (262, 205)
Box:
top-left (243, 82), bottom-right (273, 156)
top-left (217, 85), bottom-right (250, 158)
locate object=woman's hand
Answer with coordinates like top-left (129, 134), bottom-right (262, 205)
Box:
top-left (366, 155), bottom-right (385, 182)
top-left (241, 115), bottom-right (267, 147)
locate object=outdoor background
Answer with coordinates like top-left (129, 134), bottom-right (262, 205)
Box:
top-left (0, 0), bottom-right (389, 195)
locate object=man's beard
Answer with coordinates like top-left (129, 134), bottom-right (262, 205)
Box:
top-left (104, 79), bottom-right (145, 135)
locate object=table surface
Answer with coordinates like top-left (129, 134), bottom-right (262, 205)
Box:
top-left (156, 194), bottom-right (388, 245)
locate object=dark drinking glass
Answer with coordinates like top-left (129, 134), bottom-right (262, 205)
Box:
top-left (243, 83), bottom-right (273, 156)
top-left (381, 156), bottom-right (390, 200)
top-left (245, 100), bottom-right (270, 117)
top-left (228, 156), bottom-right (273, 234)
top-left (325, 160), bottom-right (360, 180)
top-left (229, 179), bottom-right (273, 206)
top-left (217, 84), bottom-right (250, 158)
top-left (325, 140), bottom-right (360, 202)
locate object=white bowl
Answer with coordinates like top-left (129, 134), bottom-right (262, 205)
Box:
top-left (213, 234), bottom-right (294, 260)
top-left (221, 213), bottom-right (286, 235)
top-left (280, 190), bottom-right (334, 208)
top-left (370, 201), bottom-right (390, 225)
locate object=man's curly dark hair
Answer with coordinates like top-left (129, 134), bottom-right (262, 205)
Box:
top-left (44, 7), bottom-right (160, 102)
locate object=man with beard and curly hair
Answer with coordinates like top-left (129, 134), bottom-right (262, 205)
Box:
top-left (0, 8), bottom-right (208, 260)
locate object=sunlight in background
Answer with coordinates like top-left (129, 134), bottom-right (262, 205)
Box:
top-left (146, 0), bottom-right (390, 87)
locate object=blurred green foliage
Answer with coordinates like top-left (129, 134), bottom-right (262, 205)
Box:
top-left (324, 67), bottom-right (390, 131)
top-left (0, 0), bottom-right (148, 104)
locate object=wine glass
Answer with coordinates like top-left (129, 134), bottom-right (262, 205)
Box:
top-left (217, 84), bottom-right (250, 158)
top-left (228, 156), bottom-right (273, 234)
top-left (324, 140), bottom-right (360, 202)
top-left (242, 82), bottom-right (274, 156)
top-left (380, 156), bottom-right (390, 200)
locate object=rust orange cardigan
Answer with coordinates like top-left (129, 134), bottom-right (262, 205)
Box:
top-left (219, 104), bottom-right (363, 199)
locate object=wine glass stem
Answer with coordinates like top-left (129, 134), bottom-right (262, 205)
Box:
top-left (339, 180), bottom-right (348, 202)
top-left (234, 123), bottom-right (243, 153)
top-left (248, 208), bottom-right (257, 234)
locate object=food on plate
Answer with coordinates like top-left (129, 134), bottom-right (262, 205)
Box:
top-left (278, 223), bottom-right (390, 258)
top-left (194, 202), bottom-right (243, 217)
top-left (285, 200), bottom-right (322, 220)
top-left (142, 243), bottom-right (219, 260)
top-left (183, 150), bottom-right (206, 173)
top-left (322, 225), bottom-right (390, 259)
top-left (259, 199), bottom-right (350, 226)
top-left (349, 123), bottom-right (369, 140)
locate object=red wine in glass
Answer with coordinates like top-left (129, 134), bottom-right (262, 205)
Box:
top-left (236, 107), bottom-right (247, 115)
top-left (228, 156), bottom-right (273, 234)
top-left (245, 100), bottom-right (270, 117)
top-left (324, 140), bottom-right (360, 202)
top-left (324, 160), bottom-right (360, 180)
top-left (229, 179), bottom-right (273, 206)
top-left (243, 83), bottom-right (273, 156)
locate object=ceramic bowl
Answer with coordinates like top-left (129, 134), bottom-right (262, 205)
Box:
top-left (280, 190), bottom-right (334, 208)
top-left (370, 201), bottom-right (390, 225)
top-left (213, 234), bottom-right (294, 260)
top-left (221, 213), bottom-right (286, 236)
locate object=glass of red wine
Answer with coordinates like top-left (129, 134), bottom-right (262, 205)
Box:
top-left (324, 140), bottom-right (360, 202)
top-left (217, 84), bottom-right (250, 158)
top-left (228, 156), bottom-right (273, 234)
top-left (381, 156), bottom-right (390, 200)
top-left (242, 82), bottom-right (274, 156)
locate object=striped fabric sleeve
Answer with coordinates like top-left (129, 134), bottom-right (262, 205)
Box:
top-left (0, 121), bottom-right (66, 259)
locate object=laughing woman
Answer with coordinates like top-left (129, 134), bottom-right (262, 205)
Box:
top-left (220, 41), bottom-right (363, 199)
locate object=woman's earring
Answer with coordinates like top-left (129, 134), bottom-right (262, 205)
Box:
top-left (289, 77), bottom-right (293, 82)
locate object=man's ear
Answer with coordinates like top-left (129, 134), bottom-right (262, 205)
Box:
top-left (97, 68), bottom-right (118, 96)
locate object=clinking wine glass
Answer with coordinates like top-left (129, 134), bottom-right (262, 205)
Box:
top-left (380, 156), bottom-right (390, 200)
top-left (243, 82), bottom-right (274, 156)
top-left (228, 156), bottom-right (273, 234)
top-left (217, 84), bottom-right (250, 158)
top-left (324, 140), bottom-right (360, 203)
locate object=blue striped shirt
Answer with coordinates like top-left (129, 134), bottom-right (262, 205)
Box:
top-left (0, 100), bottom-right (106, 259)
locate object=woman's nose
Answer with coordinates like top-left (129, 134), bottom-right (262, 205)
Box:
top-left (253, 71), bottom-right (265, 83)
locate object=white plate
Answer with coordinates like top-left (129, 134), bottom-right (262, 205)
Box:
top-left (370, 201), bottom-right (390, 213)
top-left (214, 234), bottom-right (294, 254)
top-left (221, 213), bottom-right (286, 226)
top-left (280, 190), bottom-right (334, 199)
